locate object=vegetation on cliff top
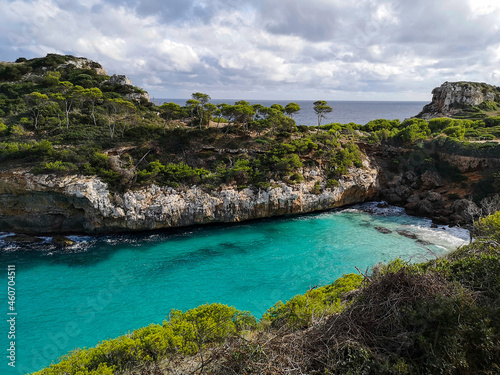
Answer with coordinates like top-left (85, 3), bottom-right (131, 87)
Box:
top-left (0, 54), bottom-right (369, 193)
top-left (1, 54), bottom-right (499, 198)
top-left (33, 212), bottom-right (500, 374)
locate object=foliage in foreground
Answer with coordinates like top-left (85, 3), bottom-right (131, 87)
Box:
top-left (33, 211), bottom-right (500, 374)
top-left (32, 274), bottom-right (360, 374)
top-left (210, 214), bottom-right (500, 375)
top-left (33, 304), bottom-right (257, 374)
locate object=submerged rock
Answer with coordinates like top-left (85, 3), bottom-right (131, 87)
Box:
top-left (375, 226), bottom-right (392, 234)
top-left (416, 239), bottom-right (432, 246)
top-left (396, 230), bottom-right (418, 240)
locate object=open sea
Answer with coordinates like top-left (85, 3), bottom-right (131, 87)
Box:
top-left (152, 99), bottom-right (427, 126)
top-left (0, 203), bottom-right (468, 374)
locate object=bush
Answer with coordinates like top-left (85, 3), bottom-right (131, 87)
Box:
top-left (397, 121), bottom-right (430, 143)
top-left (364, 118), bottom-right (400, 131)
top-left (0, 140), bottom-right (54, 161)
top-left (34, 303), bottom-right (255, 374)
top-left (326, 179), bottom-right (339, 188)
top-left (288, 172), bottom-right (304, 184)
top-left (330, 142), bottom-right (363, 175)
top-left (230, 159), bottom-right (253, 185)
top-left (33, 160), bottom-right (77, 174)
top-left (262, 274), bottom-right (363, 331)
top-left (0, 63), bottom-right (32, 81)
top-left (137, 160), bottom-right (210, 186)
top-left (11, 124), bottom-right (25, 137)
top-left (0, 122), bottom-right (7, 135)
top-left (310, 180), bottom-right (321, 194)
top-left (443, 124), bottom-right (466, 139)
top-left (475, 211), bottom-right (500, 244)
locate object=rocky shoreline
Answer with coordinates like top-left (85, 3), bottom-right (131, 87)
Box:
top-left (360, 142), bottom-right (500, 227)
top-left (1, 142), bottom-right (497, 241)
top-left (0, 157), bottom-right (379, 236)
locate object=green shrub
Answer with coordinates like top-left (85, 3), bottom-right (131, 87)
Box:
top-left (0, 140), bottom-right (54, 160)
top-left (364, 118), bottom-right (400, 131)
top-left (483, 116), bottom-right (500, 128)
top-left (476, 211), bottom-right (500, 244)
top-left (0, 122), bottom-right (7, 135)
top-left (262, 274), bottom-right (363, 330)
top-left (330, 142), bottom-right (363, 175)
top-left (310, 180), bottom-right (321, 194)
top-left (34, 303), bottom-right (255, 374)
top-left (33, 160), bottom-right (77, 174)
top-left (288, 172), bottom-right (304, 184)
top-left (479, 101), bottom-right (499, 111)
top-left (10, 124), bottom-right (25, 137)
top-left (137, 160), bottom-right (210, 186)
top-left (230, 159), bottom-right (253, 185)
top-left (255, 181), bottom-right (271, 190)
top-left (397, 122), bottom-right (430, 143)
top-left (326, 179), bottom-right (340, 188)
top-left (443, 124), bottom-right (466, 139)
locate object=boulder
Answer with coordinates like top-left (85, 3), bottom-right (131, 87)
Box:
top-left (108, 74), bottom-right (133, 86)
top-left (416, 199), bottom-right (435, 216)
top-left (396, 230), bottom-right (418, 239)
top-left (375, 226), bottom-right (392, 234)
top-left (52, 236), bottom-right (76, 247)
top-left (421, 171), bottom-right (444, 189)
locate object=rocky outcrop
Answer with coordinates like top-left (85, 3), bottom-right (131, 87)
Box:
top-left (106, 74), bottom-right (151, 102)
top-left (436, 152), bottom-right (500, 173)
top-left (107, 74), bottom-right (132, 86)
top-left (61, 57), bottom-right (108, 76)
top-left (125, 92), bottom-right (151, 102)
top-left (0, 160), bottom-right (378, 234)
top-left (416, 81), bottom-right (499, 119)
top-left (367, 142), bottom-right (500, 226)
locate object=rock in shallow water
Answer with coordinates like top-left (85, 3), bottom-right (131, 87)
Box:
top-left (52, 236), bottom-right (76, 247)
top-left (396, 230), bottom-right (418, 240)
top-left (375, 226), bottom-right (392, 234)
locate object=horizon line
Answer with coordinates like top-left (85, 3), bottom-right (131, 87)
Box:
top-left (150, 98), bottom-right (429, 103)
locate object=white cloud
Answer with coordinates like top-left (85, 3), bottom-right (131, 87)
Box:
top-left (1, 0), bottom-right (500, 99)
top-left (156, 40), bottom-right (200, 71)
top-left (467, 0), bottom-right (500, 15)
top-left (77, 37), bottom-right (127, 61)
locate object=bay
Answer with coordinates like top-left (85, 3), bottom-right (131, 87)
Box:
top-left (0, 203), bottom-right (468, 373)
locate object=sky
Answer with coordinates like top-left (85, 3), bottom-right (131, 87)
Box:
top-left (1, 0), bottom-right (500, 101)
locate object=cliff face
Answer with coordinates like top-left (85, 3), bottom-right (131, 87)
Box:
top-left (0, 160), bottom-right (379, 234)
top-left (61, 57), bottom-right (108, 76)
top-left (416, 81), bottom-right (499, 119)
top-left (366, 143), bottom-right (500, 225)
top-left (106, 74), bottom-right (150, 102)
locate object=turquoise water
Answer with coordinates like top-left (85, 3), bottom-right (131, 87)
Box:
top-left (0, 203), bottom-right (468, 374)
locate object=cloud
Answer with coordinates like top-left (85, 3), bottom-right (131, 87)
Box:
top-left (1, 0), bottom-right (500, 100)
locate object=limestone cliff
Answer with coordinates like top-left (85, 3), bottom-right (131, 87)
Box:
top-left (59, 57), bottom-right (108, 76)
top-left (0, 160), bottom-right (378, 234)
top-left (106, 74), bottom-right (151, 102)
top-left (365, 142), bottom-right (500, 225)
top-left (416, 81), bottom-right (500, 119)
